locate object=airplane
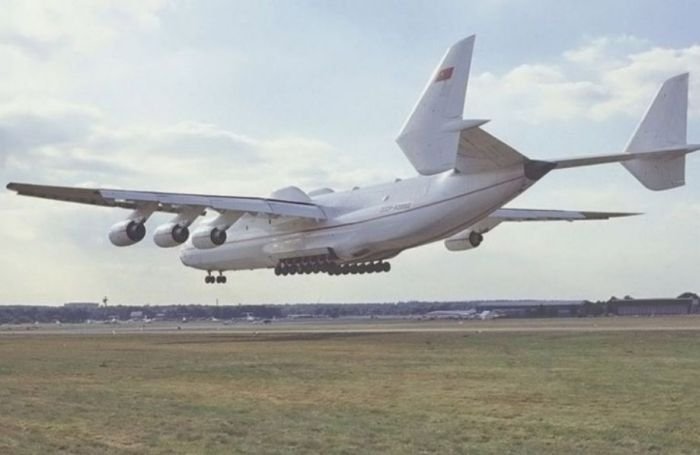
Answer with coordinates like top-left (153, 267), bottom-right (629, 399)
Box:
top-left (423, 309), bottom-right (478, 320)
top-left (6, 35), bottom-right (699, 284)
top-left (477, 310), bottom-right (501, 321)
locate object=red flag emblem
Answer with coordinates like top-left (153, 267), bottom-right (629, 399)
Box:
top-left (434, 67), bottom-right (454, 82)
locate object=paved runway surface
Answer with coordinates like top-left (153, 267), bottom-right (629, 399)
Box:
top-left (3, 315), bottom-right (700, 336)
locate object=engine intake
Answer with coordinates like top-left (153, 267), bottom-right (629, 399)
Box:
top-left (153, 223), bottom-right (190, 248)
top-left (109, 220), bottom-right (146, 247)
top-left (191, 226), bottom-right (227, 249)
top-left (444, 230), bottom-right (483, 251)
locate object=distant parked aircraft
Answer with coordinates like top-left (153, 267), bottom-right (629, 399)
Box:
top-left (424, 310), bottom-right (478, 320)
top-left (7, 35), bottom-right (698, 283)
top-left (477, 310), bottom-right (501, 321)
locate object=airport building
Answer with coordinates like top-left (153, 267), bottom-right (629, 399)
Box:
top-left (608, 298), bottom-right (698, 316)
top-left (468, 297), bottom-right (699, 318)
top-left (474, 300), bottom-right (584, 318)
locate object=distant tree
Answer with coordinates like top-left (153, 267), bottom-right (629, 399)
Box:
top-left (678, 292), bottom-right (699, 300)
top-left (579, 301), bottom-right (595, 317)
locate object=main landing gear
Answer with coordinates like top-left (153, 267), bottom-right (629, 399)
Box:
top-left (274, 257), bottom-right (391, 277)
top-left (204, 271), bottom-right (227, 284)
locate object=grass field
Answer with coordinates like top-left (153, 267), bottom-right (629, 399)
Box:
top-left (1, 321), bottom-right (700, 454)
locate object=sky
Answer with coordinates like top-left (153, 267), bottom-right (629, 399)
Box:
top-left (0, 0), bottom-right (698, 305)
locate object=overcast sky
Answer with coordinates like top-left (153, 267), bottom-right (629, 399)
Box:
top-left (1, 0), bottom-right (698, 305)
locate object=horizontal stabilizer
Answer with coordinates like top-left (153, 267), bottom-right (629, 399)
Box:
top-left (553, 145), bottom-right (700, 170)
top-left (455, 127), bottom-right (526, 174)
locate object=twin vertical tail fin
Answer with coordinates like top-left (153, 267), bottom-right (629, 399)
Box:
top-left (621, 73), bottom-right (695, 190)
top-left (399, 36), bottom-right (698, 187)
top-left (396, 35), bottom-right (493, 175)
top-left (552, 73), bottom-right (699, 190)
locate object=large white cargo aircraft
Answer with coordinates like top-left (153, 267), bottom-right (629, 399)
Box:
top-left (7, 36), bottom-right (699, 283)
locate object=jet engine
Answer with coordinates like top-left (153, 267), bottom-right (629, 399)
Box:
top-left (153, 223), bottom-right (190, 248)
top-left (444, 230), bottom-right (483, 251)
top-left (191, 226), bottom-right (228, 249)
top-left (190, 211), bottom-right (243, 249)
top-left (109, 220), bottom-right (146, 247)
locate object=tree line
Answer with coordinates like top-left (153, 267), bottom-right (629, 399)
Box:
top-left (0, 293), bottom-right (696, 324)
top-left (3, 301), bottom-right (496, 324)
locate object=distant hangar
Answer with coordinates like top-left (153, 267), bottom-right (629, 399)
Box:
top-left (473, 296), bottom-right (699, 318)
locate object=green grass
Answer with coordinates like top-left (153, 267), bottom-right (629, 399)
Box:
top-left (1, 327), bottom-right (700, 454)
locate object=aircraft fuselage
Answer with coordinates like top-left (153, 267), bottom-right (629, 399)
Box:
top-left (179, 164), bottom-right (532, 273)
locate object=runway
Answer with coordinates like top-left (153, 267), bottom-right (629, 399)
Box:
top-left (3, 315), bottom-right (700, 336)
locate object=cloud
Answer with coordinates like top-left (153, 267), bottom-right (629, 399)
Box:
top-left (0, 0), bottom-right (167, 57)
top-left (563, 35), bottom-right (650, 67)
top-left (1, 101), bottom-right (378, 198)
top-left (470, 35), bottom-right (700, 124)
top-left (0, 102), bottom-right (101, 167)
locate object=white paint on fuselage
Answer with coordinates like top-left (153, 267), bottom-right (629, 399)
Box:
top-left (179, 165), bottom-right (532, 272)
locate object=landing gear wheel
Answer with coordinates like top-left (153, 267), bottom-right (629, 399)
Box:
top-left (469, 231), bottom-right (484, 248)
top-left (209, 272), bottom-right (226, 284)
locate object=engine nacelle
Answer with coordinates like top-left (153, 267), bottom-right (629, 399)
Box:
top-left (153, 223), bottom-right (190, 248)
top-left (109, 220), bottom-right (146, 247)
top-left (444, 230), bottom-right (483, 252)
top-left (191, 226), bottom-right (227, 249)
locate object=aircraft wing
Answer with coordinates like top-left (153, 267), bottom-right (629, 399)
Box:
top-left (5, 182), bottom-right (327, 220)
top-left (446, 208), bottom-right (637, 252)
top-left (489, 208), bottom-right (639, 222)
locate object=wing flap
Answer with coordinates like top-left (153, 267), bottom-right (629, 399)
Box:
top-left (7, 183), bottom-right (327, 220)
